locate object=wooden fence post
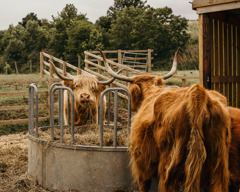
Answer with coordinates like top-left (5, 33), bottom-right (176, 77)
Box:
top-left (98, 60), bottom-right (101, 75)
top-left (63, 61), bottom-right (67, 76)
top-left (5, 62), bottom-right (8, 74)
top-left (29, 60), bottom-right (32, 74)
top-left (15, 61), bottom-right (19, 74)
top-left (85, 54), bottom-right (89, 69)
top-left (147, 49), bottom-right (152, 73)
top-left (77, 55), bottom-right (81, 75)
top-left (40, 52), bottom-right (44, 78)
top-left (49, 56), bottom-right (53, 78)
top-left (182, 75), bottom-right (187, 87)
top-left (118, 50), bottom-right (122, 64)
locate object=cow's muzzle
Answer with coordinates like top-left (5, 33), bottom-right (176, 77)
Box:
top-left (80, 93), bottom-right (90, 102)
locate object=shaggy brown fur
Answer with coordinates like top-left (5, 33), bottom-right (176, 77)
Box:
top-left (227, 107), bottom-right (240, 192)
top-left (128, 75), bottom-right (231, 192)
top-left (62, 74), bottom-right (106, 125)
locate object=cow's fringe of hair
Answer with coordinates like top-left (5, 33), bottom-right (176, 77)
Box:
top-left (184, 84), bottom-right (207, 192)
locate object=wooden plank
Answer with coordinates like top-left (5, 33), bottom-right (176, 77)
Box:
top-left (43, 52), bottom-right (78, 71)
top-left (237, 26), bottom-right (240, 107)
top-left (0, 91), bottom-right (48, 96)
top-left (211, 76), bottom-right (240, 83)
top-left (218, 20), bottom-right (223, 94)
top-left (40, 52), bottom-right (44, 78)
top-left (172, 75), bottom-right (199, 80)
top-left (227, 23), bottom-right (230, 104)
top-left (85, 60), bottom-right (106, 71)
top-left (90, 50), bottom-right (153, 54)
top-left (199, 14), bottom-right (204, 86)
top-left (203, 14), bottom-right (212, 89)
top-left (213, 19), bottom-right (217, 90)
top-left (235, 26), bottom-right (238, 107)
top-left (222, 22), bottom-right (226, 97)
top-left (0, 116), bottom-right (58, 125)
top-left (0, 78), bottom-right (57, 83)
top-left (195, 1), bottom-right (240, 14)
top-left (0, 103), bottom-right (58, 111)
top-left (84, 51), bottom-right (144, 75)
top-left (231, 25), bottom-right (236, 106)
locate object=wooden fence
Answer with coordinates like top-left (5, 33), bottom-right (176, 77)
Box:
top-left (0, 50), bottom-right (199, 126)
top-left (0, 78), bottom-right (59, 125)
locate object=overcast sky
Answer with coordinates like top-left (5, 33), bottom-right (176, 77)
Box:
top-left (0, 0), bottom-right (198, 30)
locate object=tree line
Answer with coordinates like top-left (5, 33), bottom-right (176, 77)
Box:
top-left (0, 0), bottom-right (196, 74)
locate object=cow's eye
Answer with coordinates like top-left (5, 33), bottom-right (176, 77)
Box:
top-left (92, 87), bottom-right (97, 92)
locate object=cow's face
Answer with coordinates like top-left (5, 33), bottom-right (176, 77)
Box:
top-left (128, 75), bottom-right (164, 111)
top-left (63, 75), bottom-right (106, 106)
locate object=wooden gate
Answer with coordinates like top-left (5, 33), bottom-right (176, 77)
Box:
top-left (195, 0), bottom-right (240, 108)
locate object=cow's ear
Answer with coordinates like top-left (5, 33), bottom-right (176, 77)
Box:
top-left (129, 83), bottom-right (142, 111)
top-left (97, 84), bottom-right (106, 93)
top-left (154, 77), bottom-right (164, 86)
top-left (63, 80), bottom-right (73, 89)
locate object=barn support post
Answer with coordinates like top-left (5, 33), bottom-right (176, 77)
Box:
top-left (199, 14), bottom-right (212, 89)
top-left (40, 52), bottom-right (44, 78)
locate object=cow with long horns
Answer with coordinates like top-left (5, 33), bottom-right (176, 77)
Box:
top-left (100, 49), bottom-right (231, 192)
top-left (50, 61), bottom-right (118, 125)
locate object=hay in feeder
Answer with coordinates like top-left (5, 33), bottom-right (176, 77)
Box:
top-left (38, 123), bottom-right (129, 147)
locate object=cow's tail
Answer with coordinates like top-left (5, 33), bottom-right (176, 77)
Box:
top-left (184, 84), bottom-right (207, 192)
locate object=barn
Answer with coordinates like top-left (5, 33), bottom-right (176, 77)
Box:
top-left (192, 0), bottom-right (240, 107)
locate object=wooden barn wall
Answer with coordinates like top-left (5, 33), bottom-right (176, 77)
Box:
top-left (209, 14), bottom-right (240, 107)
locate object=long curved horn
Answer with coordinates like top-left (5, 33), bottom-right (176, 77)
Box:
top-left (99, 50), bottom-right (134, 82)
top-left (100, 47), bottom-right (179, 82)
top-left (96, 69), bottom-right (124, 85)
top-left (49, 61), bottom-right (73, 81)
top-left (162, 47), bottom-right (180, 80)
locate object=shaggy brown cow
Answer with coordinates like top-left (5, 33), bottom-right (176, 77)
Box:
top-left (100, 50), bottom-right (231, 192)
top-left (227, 107), bottom-right (240, 192)
top-left (50, 61), bottom-right (117, 125)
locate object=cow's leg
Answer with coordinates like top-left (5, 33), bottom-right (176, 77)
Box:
top-left (91, 105), bottom-right (98, 124)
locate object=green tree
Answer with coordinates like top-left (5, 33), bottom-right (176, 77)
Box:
top-left (50, 4), bottom-right (87, 58)
top-left (65, 19), bottom-right (103, 66)
top-left (109, 6), bottom-right (143, 49)
top-left (19, 12), bottom-right (41, 27)
top-left (107, 0), bottom-right (146, 19)
top-left (110, 6), bottom-right (190, 69)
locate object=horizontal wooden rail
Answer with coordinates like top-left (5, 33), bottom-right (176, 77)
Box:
top-left (90, 50), bottom-right (153, 54)
top-left (0, 91), bottom-right (48, 97)
top-left (0, 77), bottom-right (58, 83)
top-left (0, 116), bottom-right (58, 125)
top-left (0, 103), bottom-right (59, 111)
top-left (172, 75), bottom-right (199, 80)
top-left (84, 51), bottom-right (144, 75)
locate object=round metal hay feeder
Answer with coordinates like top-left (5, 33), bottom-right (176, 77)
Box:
top-left (28, 84), bottom-right (133, 192)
